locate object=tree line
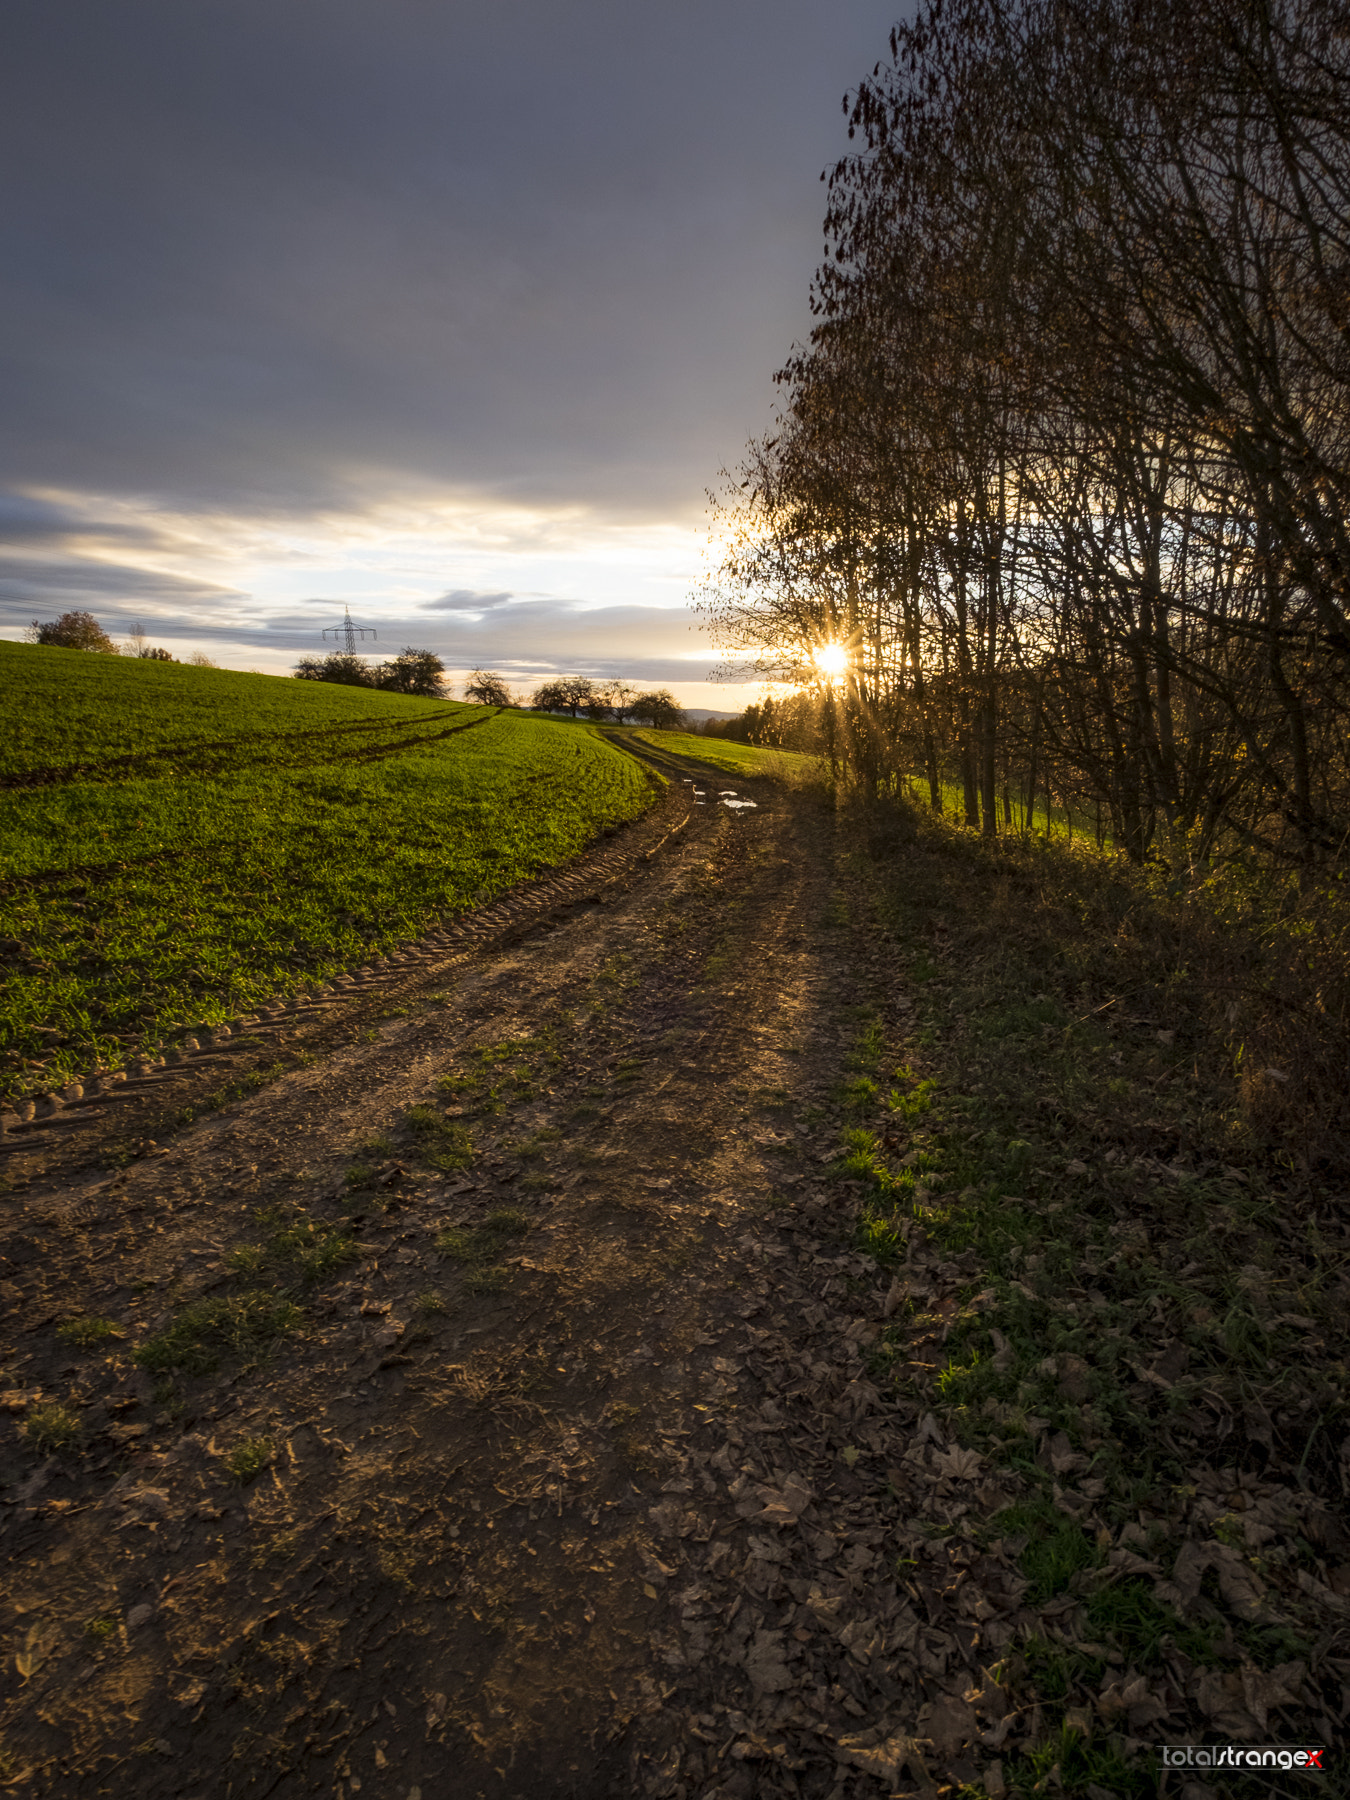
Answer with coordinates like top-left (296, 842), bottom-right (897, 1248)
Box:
top-left (698, 0), bottom-right (1350, 868)
top-left (21, 612), bottom-right (688, 727)
top-left (296, 658), bottom-right (685, 723)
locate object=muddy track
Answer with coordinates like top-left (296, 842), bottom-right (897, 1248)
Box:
top-left (0, 757), bottom-right (1017, 1800)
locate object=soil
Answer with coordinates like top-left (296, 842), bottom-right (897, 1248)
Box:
top-left (0, 752), bottom-right (1018, 1800)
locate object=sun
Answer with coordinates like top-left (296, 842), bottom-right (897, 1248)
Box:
top-left (812, 642), bottom-right (849, 678)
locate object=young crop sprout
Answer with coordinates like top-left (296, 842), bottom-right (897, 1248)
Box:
top-left (812, 642), bottom-right (849, 680)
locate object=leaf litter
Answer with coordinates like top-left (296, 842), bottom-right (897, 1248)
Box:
top-left (0, 776), bottom-right (1344, 1798)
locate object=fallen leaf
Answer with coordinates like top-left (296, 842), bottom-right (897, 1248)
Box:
top-left (14, 1622), bottom-right (59, 1682)
top-left (742, 1629), bottom-right (792, 1694)
top-left (934, 1445), bottom-right (984, 1482)
top-left (918, 1693), bottom-right (977, 1754)
top-left (1046, 1431), bottom-right (1081, 1476)
top-left (835, 1732), bottom-right (930, 1788)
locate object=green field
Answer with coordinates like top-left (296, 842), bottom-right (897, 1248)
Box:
top-left (0, 644), bottom-right (660, 1102)
top-left (631, 730), bottom-right (817, 778)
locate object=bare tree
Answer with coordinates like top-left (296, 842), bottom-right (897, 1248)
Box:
top-left (629, 689), bottom-right (687, 731)
top-left (463, 668), bottom-right (512, 705)
top-left (530, 676), bottom-right (595, 718)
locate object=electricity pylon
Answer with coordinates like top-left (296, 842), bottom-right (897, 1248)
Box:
top-left (323, 605), bottom-right (377, 655)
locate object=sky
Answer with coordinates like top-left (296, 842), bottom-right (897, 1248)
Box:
top-left (0, 0), bottom-right (902, 708)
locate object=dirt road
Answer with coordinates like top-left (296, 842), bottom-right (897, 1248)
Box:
top-left (0, 754), bottom-right (1013, 1800)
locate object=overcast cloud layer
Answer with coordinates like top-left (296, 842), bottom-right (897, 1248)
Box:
top-left (0, 0), bottom-right (901, 700)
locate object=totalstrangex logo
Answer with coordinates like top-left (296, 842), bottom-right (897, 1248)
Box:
top-left (1163, 1745), bottom-right (1325, 1773)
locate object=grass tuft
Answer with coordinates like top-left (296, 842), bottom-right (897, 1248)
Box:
top-left (224, 1436), bottom-right (273, 1485)
top-left (56, 1316), bottom-right (122, 1350)
top-left (405, 1104), bottom-right (474, 1171)
top-left (134, 1292), bottom-right (302, 1376)
top-left (22, 1402), bottom-right (81, 1454)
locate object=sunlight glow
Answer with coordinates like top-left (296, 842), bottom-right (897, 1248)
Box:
top-left (813, 641), bottom-right (849, 678)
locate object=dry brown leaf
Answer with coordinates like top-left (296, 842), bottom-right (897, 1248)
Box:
top-left (1045, 1431), bottom-right (1082, 1477)
top-left (834, 1730), bottom-right (932, 1790)
top-left (741, 1629), bottom-right (792, 1694)
top-left (1214, 1550), bottom-right (1267, 1622)
top-left (934, 1445), bottom-right (984, 1482)
top-left (838, 1617), bottom-right (884, 1665)
top-left (1192, 1667), bottom-right (1264, 1736)
top-left (917, 1692), bottom-right (978, 1755)
top-left (1240, 1659), bottom-right (1305, 1728)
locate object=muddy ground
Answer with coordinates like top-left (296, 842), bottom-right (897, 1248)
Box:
top-left (0, 755), bottom-right (1026, 1800)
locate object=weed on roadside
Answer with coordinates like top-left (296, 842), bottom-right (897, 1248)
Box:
top-left (404, 1104), bottom-right (473, 1172)
top-left (191, 1063), bottom-right (289, 1121)
top-left (134, 1292), bottom-right (302, 1377)
top-left (22, 1402), bottom-right (81, 1454)
top-left (225, 1204), bottom-right (359, 1288)
top-left (464, 1266), bottom-right (510, 1295)
top-left (56, 1316), bottom-right (122, 1351)
top-left (224, 1436), bottom-right (273, 1485)
top-left (435, 1211), bottom-right (528, 1269)
top-left (435, 1210), bottom-right (528, 1296)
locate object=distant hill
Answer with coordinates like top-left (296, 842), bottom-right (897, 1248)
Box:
top-left (682, 708), bottom-right (740, 724)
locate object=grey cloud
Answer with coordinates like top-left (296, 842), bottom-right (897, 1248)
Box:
top-left (0, 556), bottom-right (243, 618)
top-left (0, 493), bottom-right (81, 541)
top-left (0, 0), bottom-right (902, 520)
top-left (0, 489), bottom-right (198, 551)
top-left (424, 589), bottom-right (514, 612)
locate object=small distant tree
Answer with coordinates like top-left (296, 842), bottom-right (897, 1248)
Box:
top-left (293, 652), bottom-right (373, 685)
top-left (607, 681), bottom-right (639, 723)
top-left (125, 621), bottom-right (175, 661)
top-left (463, 668), bottom-right (512, 705)
top-left (530, 678), bottom-right (569, 713)
top-left (562, 675), bottom-right (597, 717)
top-left (531, 675), bottom-right (595, 717)
top-left (26, 610), bottom-right (119, 653)
top-left (629, 689), bottom-right (686, 731)
top-left (189, 651), bottom-right (219, 669)
top-left (379, 648), bottom-right (445, 697)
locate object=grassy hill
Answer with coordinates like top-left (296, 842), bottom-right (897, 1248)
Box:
top-left (0, 643), bottom-right (660, 1102)
top-left (630, 728), bottom-right (817, 778)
